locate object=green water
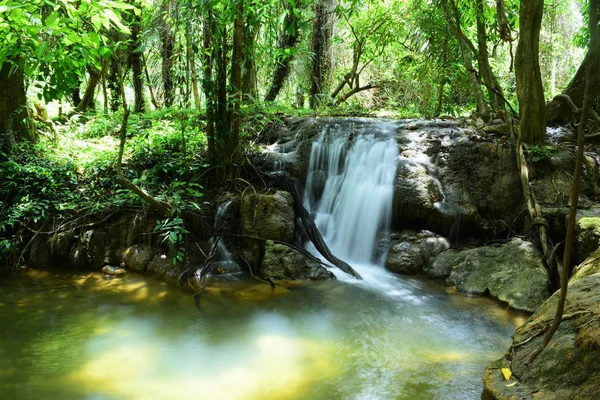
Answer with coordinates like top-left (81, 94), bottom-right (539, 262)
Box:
top-left (0, 268), bottom-right (524, 400)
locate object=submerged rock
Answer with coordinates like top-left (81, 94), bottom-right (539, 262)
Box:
top-left (384, 230), bottom-right (450, 275)
top-left (484, 249), bottom-right (600, 399)
top-left (101, 265), bottom-right (126, 276)
top-left (260, 240), bottom-right (334, 281)
top-left (441, 238), bottom-right (551, 312)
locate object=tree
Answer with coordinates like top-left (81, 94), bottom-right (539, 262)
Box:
top-left (264, 0), bottom-right (304, 102)
top-left (309, 0), bottom-right (335, 108)
top-left (515, 0), bottom-right (546, 143)
top-left (440, 0), bottom-right (489, 120)
top-left (0, 0), bottom-right (135, 149)
top-left (160, 0), bottom-right (175, 107)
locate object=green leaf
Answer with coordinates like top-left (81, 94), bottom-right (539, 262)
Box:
top-left (45, 11), bottom-right (59, 28)
top-left (103, 8), bottom-right (131, 34)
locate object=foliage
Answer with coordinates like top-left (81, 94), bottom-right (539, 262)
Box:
top-left (154, 217), bottom-right (188, 264)
top-left (524, 144), bottom-right (557, 162)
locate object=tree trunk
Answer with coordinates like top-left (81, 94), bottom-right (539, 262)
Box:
top-left (187, 29), bottom-right (201, 109)
top-left (160, 1), bottom-right (175, 108)
top-left (546, 50), bottom-right (600, 124)
top-left (475, 0), bottom-right (505, 113)
top-left (108, 57), bottom-right (122, 112)
top-left (225, 1), bottom-right (243, 181)
top-left (0, 60), bottom-right (30, 152)
top-left (130, 9), bottom-right (145, 113)
top-left (77, 67), bottom-right (101, 112)
top-left (441, 0), bottom-right (489, 120)
top-left (202, 11), bottom-right (216, 168)
top-left (309, 0), bottom-right (334, 108)
top-left (264, 0), bottom-right (302, 102)
top-left (515, 0), bottom-right (546, 143)
top-left (242, 17), bottom-right (258, 101)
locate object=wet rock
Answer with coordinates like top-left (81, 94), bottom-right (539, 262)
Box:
top-left (147, 253), bottom-right (183, 285)
top-left (101, 265), bottom-right (126, 276)
top-left (384, 230), bottom-right (450, 274)
top-left (122, 244), bottom-right (155, 272)
top-left (483, 249), bottom-right (600, 399)
top-left (27, 212), bottom-right (155, 270)
top-left (443, 238), bottom-right (550, 312)
top-left (241, 190), bottom-right (295, 243)
top-left (260, 240), bottom-right (334, 281)
top-left (425, 249), bottom-right (460, 279)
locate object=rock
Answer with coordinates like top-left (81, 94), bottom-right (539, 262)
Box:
top-left (425, 249), bottom-right (460, 279)
top-left (576, 216), bottom-right (600, 263)
top-left (122, 244), bottom-right (155, 272)
top-left (27, 212), bottom-right (155, 270)
top-left (384, 230), bottom-right (450, 274)
top-left (146, 253), bottom-right (184, 285)
top-left (241, 191), bottom-right (295, 243)
top-left (101, 265), bottom-right (126, 276)
top-left (483, 250), bottom-right (600, 399)
top-left (260, 240), bottom-right (334, 280)
top-left (444, 238), bottom-right (551, 312)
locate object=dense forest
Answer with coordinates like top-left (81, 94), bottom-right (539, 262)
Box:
top-left (1, 0), bottom-right (597, 256)
top-left (1, 0), bottom-right (600, 398)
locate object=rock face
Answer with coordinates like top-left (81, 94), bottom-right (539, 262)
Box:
top-left (260, 240), bottom-right (334, 280)
top-left (441, 238), bottom-right (551, 312)
top-left (576, 216), bottom-right (600, 263)
top-left (241, 191), bottom-right (295, 243)
top-left (28, 212), bottom-right (156, 270)
top-left (392, 120), bottom-right (522, 239)
top-left (484, 249), bottom-right (600, 399)
top-left (384, 230), bottom-right (450, 274)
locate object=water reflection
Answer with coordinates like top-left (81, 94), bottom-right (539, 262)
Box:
top-left (0, 269), bottom-right (524, 399)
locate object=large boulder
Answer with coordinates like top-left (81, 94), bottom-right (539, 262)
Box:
top-left (260, 240), bottom-right (334, 281)
top-left (441, 238), bottom-right (551, 312)
top-left (241, 191), bottom-right (295, 243)
top-left (392, 121), bottom-right (523, 239)
top-left (384, 230), bottom-right (450, 274)
top-left (121, 244), bottom-right (154, 272)
top-left (483, 249), bottom-right (600, 399)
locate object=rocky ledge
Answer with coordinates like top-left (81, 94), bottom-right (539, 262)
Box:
top-left (483, 249), bottom-right (600, 399)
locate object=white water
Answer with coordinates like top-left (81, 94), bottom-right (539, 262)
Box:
top-left (305, 121), bottom-right (399, 267)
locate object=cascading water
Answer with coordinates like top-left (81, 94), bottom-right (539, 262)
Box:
top-left (304, 120), bottom-right (400, 283)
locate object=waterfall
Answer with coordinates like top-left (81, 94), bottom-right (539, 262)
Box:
top-left (304, 120), bottom-right (399, 266)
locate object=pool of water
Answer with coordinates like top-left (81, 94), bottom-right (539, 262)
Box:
top-left (0, 267), bottom-right (524, 400)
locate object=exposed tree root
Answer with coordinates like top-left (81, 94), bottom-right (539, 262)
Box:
top-left (263, 171), bottom-right (362, 279)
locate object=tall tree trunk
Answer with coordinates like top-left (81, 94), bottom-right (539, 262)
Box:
top-left (187, 29), bottom-right (201, 109)
top-left (242, 15), bottom-right (258, 101)
top-left (434, 28), bottom-right (450, 117)
top-left (546, 50), bottom-right (600, 124)
top-left (160, 1), bottom-right (175, 108)
top-left (515, 0), bottom-right (546, 143)
top-left (441, 0), bottom-right (489, 120)
top-left (108, 56), bottom-right (122, 112)
top-left (228, 1), bottom-right (243, 180)
top-left (77, 67), bottom-right (101, 112)
top-left (264, 0), bottom-right (302, 102)
top-left (130, 8), bottom-right (145, 113)
top-left (202, 12), bottom-right (216, 168)
top-left (475, 0), bottom-right (505, 113)
top-left (0, 60), bottom-right (30, 152)
top-left (309, 0), bottom-right (334, 108)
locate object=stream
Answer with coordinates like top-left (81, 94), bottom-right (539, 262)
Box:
top-left (0, 269), bottom-right (523, 400)
top-left (0, 119), bottom-right (525, 399)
